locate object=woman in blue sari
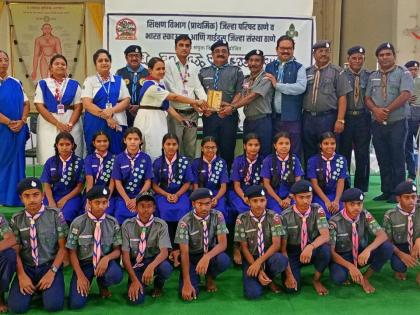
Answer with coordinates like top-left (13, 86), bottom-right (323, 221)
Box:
top-left (0, 50), bottom-right (29, 206)
top-left (81, 49), bottom-right (130, 155)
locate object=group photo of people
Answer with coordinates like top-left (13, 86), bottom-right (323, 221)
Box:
top-left (1, 7), bottom-right (420, 313)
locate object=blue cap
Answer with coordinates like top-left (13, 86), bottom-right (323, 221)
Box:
top-left (290, 180), bottom-right (313, 194)
top-left (135, 191), bottom-right (156, 204)
top-left (394, 181), bottom-right (417, 196)
top-left (347, 45), bottom-right (365, 56)
top-left (190, 188), bottom-right (213, 201)
top-left (124, 45), bottom-right (142, 55)
top-left (312, 40), bottom-right (331, 50)
top-left (245, 49), bottom-right (264, 60)
top-left (244, 185), bottom-right (266, 199)
top-left (375, 42), bottom-right (395, 56)
top-left (211, 39), bottom-right (229, 51)
top-left (86, 185), bottom-right (110, 200)
top-left (405, 60), bottom-right (419, 68)
top-left (340, 188), bottom-right (364, 202)
top-left (17, 177), bottom-right (42, 195)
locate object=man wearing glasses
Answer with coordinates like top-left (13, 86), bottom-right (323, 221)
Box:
top-left (265, 35), bottom-right (307, 159)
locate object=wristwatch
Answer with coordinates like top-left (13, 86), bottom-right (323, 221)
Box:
top-left (50, 265), bottom-right (58, 273)
top-left (337, 119), bottom-right (345, 124)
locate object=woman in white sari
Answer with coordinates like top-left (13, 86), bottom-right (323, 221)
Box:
top-left (34, 54), bottom-right (84, 164)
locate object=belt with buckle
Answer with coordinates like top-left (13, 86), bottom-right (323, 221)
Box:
top-left (303, 109), bottom-right (336, 117)
top-left (346, 110), bottom-right (366, 116)
top-left (175, 108), bottom-right (196, 115)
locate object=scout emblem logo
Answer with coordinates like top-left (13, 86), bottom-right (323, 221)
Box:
top-left (115, 18), bottom-right (137, 40)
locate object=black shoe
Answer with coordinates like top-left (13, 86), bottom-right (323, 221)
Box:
top-left (373, 193), bottom-right (390, 201)
top-left (387, 195), bottom-right (397, 203)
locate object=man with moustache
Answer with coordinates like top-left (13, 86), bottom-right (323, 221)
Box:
top-left (301, 40), bottom-right (352, 162)
top-left (365, 43), bottom-right (414, 203)
top-left (116, 45), bottom-right (149, 127)
top-left (338, 46), bottom-right (372, 192)
top-left (265, 35), bottom-right (307, 158)
top-left (199, 40), bottom-right (244, 169)
top-left (224, 49), bottom-right (274, 157)
top-left (164, 34), bottom-right (207, 159)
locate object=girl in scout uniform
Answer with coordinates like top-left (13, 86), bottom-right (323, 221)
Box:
top-left (307, 132), bottom-right (348, 218)
top-left (112, 127), bottom-right (153, 225)
top-left (81, 49), bottom-right (131, 155)
top-left (192, 136), bottom-right (229, 222)
top-left (383, 181), bottom-right (420, 285)
top-left (234, 185), bottom-right (288, 299)
top-left (261, 132), bottom-right (304, 214)
top-left (41, 132), bottom-right (84, 224)
top-left (280, 180), bottom-right (330, 295)
top-left (34, 54), bottom-right (84, 165)
top-left (0, 213), bottom-right (17, 313)
top-left (152, 133), bottom-right (193, 267)
top-left (329, 188), bottom-right (393, 294)
top-left (121, 192), bottom-right (173, 304)
top-left (66, 185), bottom-right (123, 309)
top-left (8, 177), bottom-right (68, 313)
top-left (228, 133), bottom-right (263, 264)
top-left (84, 131), bottom-right (116, 215)
top-left (175, 188), bottom-right (230, 301)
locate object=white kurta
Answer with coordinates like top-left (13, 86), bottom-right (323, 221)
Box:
top-left (133, 83), bottom-right (170, 160)
top-left (34, 78), bottom-right (84, 164)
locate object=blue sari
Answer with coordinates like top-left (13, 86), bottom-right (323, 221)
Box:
top-left (83, 75), bottom-right (126, 155)
top-left (0, 77), bottom-right (29, 206)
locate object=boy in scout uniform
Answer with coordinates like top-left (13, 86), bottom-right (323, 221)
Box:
top-left (280, 180), bottom-right (330, 295)
top-left (66, 185), bottom-right (123, 309)
top-left (8, 177), bottom-right (68, 313)
top-left (176, 188), bottom-right (230, 301)
top-left (329, 188), bottom-right (393, 293)
top-left (383, 181), bottom-right (420, 285)
top-left (121, 191), bottom-right (173, 304)
top-left (235, 185), bottom-right (288, 299)
top-left (0, 208), bottom-right (17, 312)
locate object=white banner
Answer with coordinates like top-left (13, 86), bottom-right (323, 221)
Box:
top-left (106, 14), bottom-right (315, 73)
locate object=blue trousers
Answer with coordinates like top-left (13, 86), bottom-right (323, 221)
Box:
top-left (330, 241), bottom-right (393, 285)
top-left (338, 112), bottom-right (371, 192)
top-left (283, 243), bottom-right (331, 292)
top-left (0, 248), bottom-right (16, 293)
top-left (272, 115), bottom-right (302, 159)
top-left (372, 119), bottom-right (407, 195)
top-left (243, 115), bottom-right (273, 158)
top-left (178, 252), bottom-right (230, 297)
top-left (129, 258), bottom-right (173, 304)
top-left (405, 119), bottom-right (419, 180)
top-left (203, 112), bottom-right (239, 170)
top-left (390, 243), bottom-right (413, 273)
top-left (242, 252), bottom-right (288, 299)
top-left (69, 260), bottom-right (123, 309)
top-left (8, 263), bottom-right (64, 313)
top-left (302, 111), bottom-right (337, 163)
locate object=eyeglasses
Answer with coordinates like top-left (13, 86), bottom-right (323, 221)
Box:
top-left (278, 47), bottom-right (293, 51)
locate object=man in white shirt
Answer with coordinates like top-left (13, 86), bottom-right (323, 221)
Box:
top-left (164, 34), bottom-right (207, 159)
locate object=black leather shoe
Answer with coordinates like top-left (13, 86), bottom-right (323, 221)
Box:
top-left (373, 193), bottom-right (390, 201)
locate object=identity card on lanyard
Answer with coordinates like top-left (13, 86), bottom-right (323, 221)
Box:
top-left (176, 62), bottom-right (189, 96)
top-left (97, 74), bottom-right (113, 109)
top-left (55, 78), bottom-right (68, 115)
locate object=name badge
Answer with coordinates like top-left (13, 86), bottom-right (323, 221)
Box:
top-left (57, 104), bottom-right (65, 115)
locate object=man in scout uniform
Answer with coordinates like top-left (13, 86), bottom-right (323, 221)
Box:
top-left (280, 180), bottom-right (330, 295)
top-left (116, 45), bottom-right (149, 127)
top-left (404, 60), bottom-right (420, 181)
top-left (121, 191), bottom-right (173, 304)
top-left (199, 39), bottom-right (244, 169)
top-left (176, 187), bottom-right (230, 301)
top-left (338, 46), bottom-right (371, 192)
top-left (0, 205), bottom-right (17, 312)
top-left (383, 181), bottom-right (420, 285)
top-left (329, 188), bottom-right (393, 293)
top-left (225, 49), bottom-right (274, 157)
top-left (365, 42), bottom-right (413, 203)
top-left (234, 185), bottom-right (288, 299)
top-left (8, 177), bottom-right (68, 313)
top-left (302, 40), bottom-right (352, 162)
top-left (66, 185), bottom-right (123, 309)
